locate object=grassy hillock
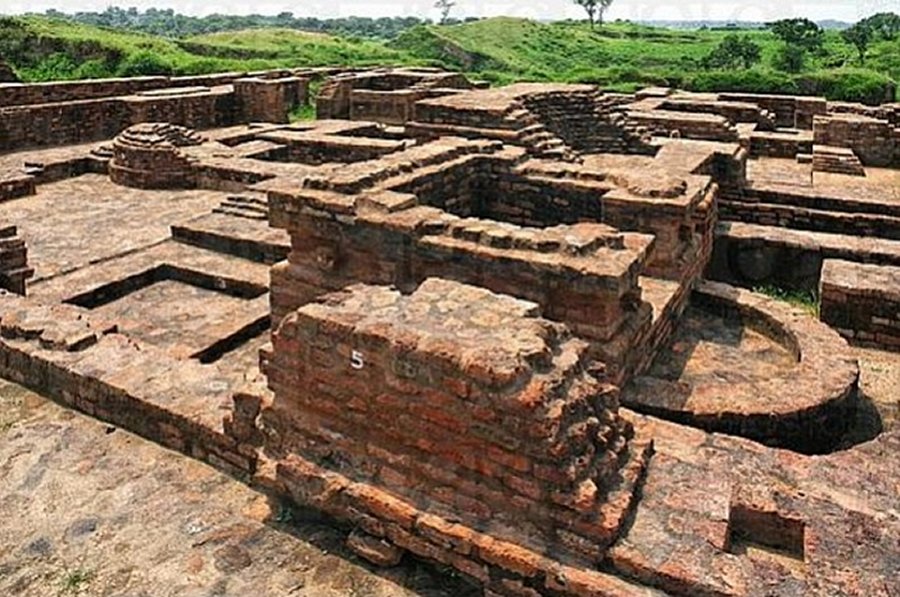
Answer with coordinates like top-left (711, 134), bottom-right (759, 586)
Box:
top-left (184, 29), bottom-right (409, 65)
top-left (0, 16), bottom-right (413, 81)
top-left (393, 18), bottom-right (898, 101)
top-left (1, 14), bottom-right (896, 103)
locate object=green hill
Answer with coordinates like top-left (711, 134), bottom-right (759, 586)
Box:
top-left (0, 16), bottom-right (413, 80)
top-left (1, 15), bottom-right (896, 103)
top-left (393, 18), bottom-right (898, 101)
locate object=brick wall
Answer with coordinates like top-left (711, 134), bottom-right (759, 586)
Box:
top-left (317, 69), bottom-right (474, 121)
top-left (234, 77), bottom-right (309, 124)
top-left (813, 114), bottom-right (896, 167)
top-left (719, 93), bottom-right (827, 129)
top-left (627, 109), bottom-right (739, 142)
top-left (0, 72), bottom-right (249, 108)
top-left (350, 90), bottom-right (426, 125)
top-left (820, 259), bottom-right (900, 351)
top-left (0, 98), bottom-right (130, 151)
top-left (0, 73), bottom-right (309, 153)
top-left (268, 182), bottom-right (655, 383)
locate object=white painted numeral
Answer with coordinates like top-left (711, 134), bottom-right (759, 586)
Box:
top-left (350, 350), bottom-right (365, 370)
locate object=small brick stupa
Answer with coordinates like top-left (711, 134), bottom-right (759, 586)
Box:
top-left (109, 122), bottom-right (204, 189)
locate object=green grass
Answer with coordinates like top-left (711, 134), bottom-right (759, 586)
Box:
top-left (753, 285), bottom-right (820, 317)
top-left (392, 18), bottom-right (897, 99)
top-left (0, 16), bottom-right (416, 81)
top-left (58, 568), bottom-right (94, 596)
top-left (185, 29), bottom-right (410, 66)
top-left (289, 79), bottom-right (323, 122)
top-left (1, 15), bottom-right (897, 102)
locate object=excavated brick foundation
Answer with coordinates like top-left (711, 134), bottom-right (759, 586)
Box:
top-left (0, 69), bottom-right (898, 596)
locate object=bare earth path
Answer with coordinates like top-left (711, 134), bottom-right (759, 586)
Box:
top-left (0, 380), bottom-right (477, 597)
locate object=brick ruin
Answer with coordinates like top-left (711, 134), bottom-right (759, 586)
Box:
top-left (0, 67), bottom-right (898, 596)
top-left (316, 67), bottom-right (481, 124)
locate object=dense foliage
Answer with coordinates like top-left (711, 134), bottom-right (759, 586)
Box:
top-left (38, 8), bottom-right (431, 40)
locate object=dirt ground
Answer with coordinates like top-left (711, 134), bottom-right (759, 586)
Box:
top-left (0, 380), bottom-right (478, 597)
top-left (853, 345), bottom-right (900, 430)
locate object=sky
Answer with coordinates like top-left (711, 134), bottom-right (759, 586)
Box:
top-left (0, 0), bottom-right (894, 22)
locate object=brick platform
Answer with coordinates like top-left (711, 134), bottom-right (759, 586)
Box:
top-left (263, 278), bottom-right (652, 591)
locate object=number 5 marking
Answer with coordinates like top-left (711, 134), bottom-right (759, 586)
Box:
top-left (351, 350), bottom-right (364, 370)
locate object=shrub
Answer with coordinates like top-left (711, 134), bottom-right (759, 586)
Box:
top-left (73, 59), bottom-right (115, 79)
top-left (687, 68), bottom-right (799, 95)
top-left (116, 50), bottom-right (174, 76)
top-left (773, 44), bottom-right (806, 73)
top-left (19, 53), bottom-right (79, 81)
top-left (795, 69), bottom-right (896, 104)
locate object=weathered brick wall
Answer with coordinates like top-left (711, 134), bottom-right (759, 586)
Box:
top-left (719, 93), bottom-right (827, 129)
top-left (627, 109), bottom-right (739, 142)
top-left (261, 135), bottom-right (403, 165)
top-left (660, 98), bottom-right (776, 130)
top-left (749, 130), bottom-right (813, 158)
top-left (0, 226), bottom-right (33, 295)
top-left (233, 77), bottom-right (309, 123)
top-left (268, 182), bottom-right (655, 383)
top-left (820, 259), bottom-right (900, 351)
top-left (720, 190), bottom-right (900, 240)
top-left (0, 72), bottom-right (252, 108)
top-left (0, 73), bottom-right (309, 153)
top-left (387, 157), bottom-right (606, 227)
top-left (0, 76), bottom-right (169, 107)
top-left (263, 279), bottom-right (647, 567)
top-left (0, 98), bottom-right (131, 151)
top-left (0, 295), bottom-right (258, 477)
top-left (126, 87), bottom-right (234, 130)
top-left (813, 114), bottom-right (896, 167)
top-left (317, 69), bottom-right (474, 121)
top-left (350, 90), bottom-right (426, 125)
top-left (0, 173), bottom-right (36, 203)
top-left (0, 91), bottom-right (227, 153)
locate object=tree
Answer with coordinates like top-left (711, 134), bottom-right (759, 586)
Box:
top-left (574, 0), bottom-right (614, 29)
top-left (860, 12), bottom-right (900, 41)
top-left (773, 44), bottom-right (806, 73)
top-left (842, 22), bottom-right (872, 64)
top-left (434, 0), bottom-right (456, 25)
top-left (702, 34), bottom-right (762, 70)
top-left (769, 18), bottom-right (824, 51)
top-left (768, 18), bottom-right (822, 74)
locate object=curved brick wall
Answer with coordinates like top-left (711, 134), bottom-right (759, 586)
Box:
top-left (623, 281), bottom-right (860, 453)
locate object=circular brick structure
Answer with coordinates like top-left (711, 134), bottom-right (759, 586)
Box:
top-left (623, 281), bottom-right (860, 453)
top-left (109, 122), bottom-right (204, 189)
